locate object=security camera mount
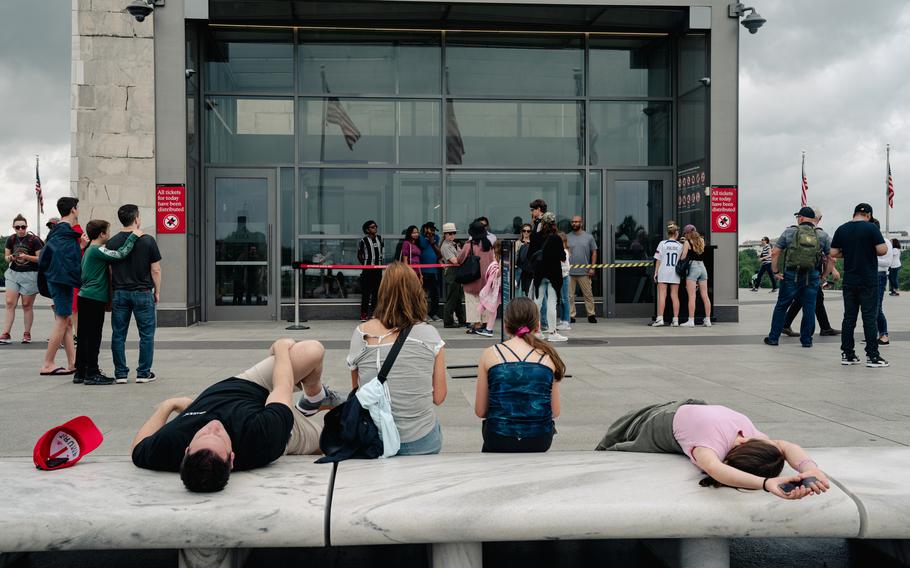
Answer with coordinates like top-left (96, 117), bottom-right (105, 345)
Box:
top-left (125, 0), bottom-right (165, 23)
top-left (728, 2), bottom-right (766, 34)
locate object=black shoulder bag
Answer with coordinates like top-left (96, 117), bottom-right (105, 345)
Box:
top-left (454, 242), bottom-right (481, 284)
top-left (316, 326), bottom-right (412, 464)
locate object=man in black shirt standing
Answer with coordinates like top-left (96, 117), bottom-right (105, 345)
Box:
top-left (132, 339), bottom-right (344, 492)
top-left (829, 203), bottom-right (889, 368)
top-left (106, 204), bottom-right (162, 383)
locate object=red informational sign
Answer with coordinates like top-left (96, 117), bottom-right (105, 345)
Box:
top-left (156, 184), bottom-right (186, 234)
top-left (710, 186), bottom-right (738, 233)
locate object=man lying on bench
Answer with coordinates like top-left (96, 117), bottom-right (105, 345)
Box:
top-left (131, 339), bottom-right (344, 492)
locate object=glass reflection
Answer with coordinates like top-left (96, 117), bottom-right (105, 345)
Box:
top-left (446, 34), bottom-right (583, 97)
top-left (445, 101), bottom-right (583, 167)
top-left (589, 36), bottom-right (670, 97)
top-left (214, 178), bottom-right (269, 306)
top-left (588, 171), bottom-right (604, 299)
top-left (299, 238), bottom-right (363, 299)
top-left (205, 97), bottom-right (294, 164)
top-left (589, 102), bottom-right (670, 166)
top-left (612, 179), bottom-right (663, 304)
top-left (206, 29), bottom-right (293, 93)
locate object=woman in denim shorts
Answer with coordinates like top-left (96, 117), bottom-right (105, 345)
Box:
top-left (680, 225), bottom-right (712, 327)
top-left (2, 214), bottom-right (43, 344)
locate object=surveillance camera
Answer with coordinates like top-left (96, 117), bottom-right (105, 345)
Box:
top-left (741, 11), bottom-right (766, 34)
top-left (125, 0), bottom-right (153, 22)
top-left (699, 77), bottom-right (711, 87)
top-left (185, 69), bottom-right (196, 79)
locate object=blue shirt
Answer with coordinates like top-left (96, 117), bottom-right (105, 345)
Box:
top-left (485, 345), bottom-right (555, 439)
top-left (418, 234), bottom-right (440, 275)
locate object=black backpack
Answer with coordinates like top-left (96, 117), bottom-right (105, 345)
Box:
top-left (316, 326), bottom-right (411, 464)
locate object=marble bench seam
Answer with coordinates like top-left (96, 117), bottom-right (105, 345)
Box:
top-left (325, 462), bottom-right (338, 547)
top-left (828, 475), bottom-right (868, 539)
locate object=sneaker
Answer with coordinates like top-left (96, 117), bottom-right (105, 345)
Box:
top-left (21, 332), bottom-right (31, 344)
top-left (360, 312), bottom-right (368, 322)
top-left (570, 317), bottom-right (576, 323)
top-left (114, 376), bottom-right (129, 384)
top-left (72, 373), bottom-right (84, 385)
top-left (556, 321), bottom-right (571, 331)
top-left (703, 318), bottom-right (712, 327)
top-left (770, 289), bottom-right (777, 293)
top-left (671, 318), bottom-right (680, 327)
top-left (650, 318), bottom-right (665, 327)
top-left (0, 332), bottom-right (10, 345)
top-left (430, 315), bottom-right (441, 322)
top-left (85, 373), bottom-right (116, 386)
top-left (680, 319), bottom-right (695, 327)
top-left (136, 372), bottom-right (157, 384)
top-left (476, 328), bottom-right (493, 337)
top-left (801, 342), bottom-right (813, 348)
top-left (841, 352), bottom-right (861, 365)
top-left (443, 322), bottom-right (461, 329)
top-left (587, 315), bottom-right (598, 324)
top-left (763, 337), bottom-right (779, 346)
top-left (546, 332), bottom-right (568, 343)
top-left (750, 288), bottom-right (758, 292)
top-left (819, 328), bottom-right (841, 336)
top-left (781, 327), bottom-right (798, 337)
top-left (296, 385), bottom-right (347, 416)
top-left (866, 355), bottom-right (890, 368)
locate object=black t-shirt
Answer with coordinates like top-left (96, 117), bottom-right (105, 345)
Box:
top-left (5, 234), bottom-right (43, 272)
top-left (106, 232), bottom-right (162, 290)
top-left (830, 220), bottom-right (885, 287)
top-left (132, 378), bottom-right (294, 472)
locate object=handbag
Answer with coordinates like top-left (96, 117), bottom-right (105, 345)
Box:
top-left (454, 242), bottom-right (481, 284)
top-left (675, 258), bottom-right (691, 279)
top-left (316, 326), bottom-right (412, 463)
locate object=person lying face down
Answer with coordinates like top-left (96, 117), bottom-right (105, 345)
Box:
top-left (596, 401), bottom-right (830, 500)
top-left (131, 339), bottom-right (345, 492)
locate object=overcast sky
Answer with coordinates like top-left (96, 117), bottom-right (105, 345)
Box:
top-left (0, 0), bottom-right (908, 241)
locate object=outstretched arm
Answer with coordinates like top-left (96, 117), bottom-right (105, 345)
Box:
top-left (131, 397), bottom-right (193, 451)
top-left (692, 446), bottom-right (812, 500)
top-left (774, 439), bottom-right (830, 494)
top-left (98, 231), bottom-right (141, 262)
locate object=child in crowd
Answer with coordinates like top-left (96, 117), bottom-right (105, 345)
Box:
top-left (474, 297), bottom-right (564, 453)
top-left (74, 220), bottom-right (141, 385)
top-left (652, 222), bottom-right (683, 327)
top-left (596, 400), bottom-right (830, 500)
top-left (476, 240), bottom-right (502, 337)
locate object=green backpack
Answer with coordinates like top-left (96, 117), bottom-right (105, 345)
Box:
top-left (784, 224), bottom-right (821, 271)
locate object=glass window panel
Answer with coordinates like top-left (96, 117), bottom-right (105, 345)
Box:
top-left (206, 29), bottom-right (293, 93)
top-left (447, 101), bottom-right (582, 166)
top-left (678, 88), bottom-right (707, 166)
top-left (205, 96), bottom-right (293, 164)
top-left (446, 171), bottom-right (583, 236)
top-left (587, 171), bottom-right (604, 299)
top-left (280, 167), bottom-right (295, 301)
top-left (214, 178), bottom-right (269, 306)
top-left (588, 36), bottom-right (670, 97)
top-left (298, 99), bottom-right (440, 165)
top-left (299, 31), bottom-right (440, 95)
top-left (446, 34), bottom-right (583, 97)
top-left (679, 34), bottom-right (708, 95)
top-left (589, 101), bottom-right (670, 166)
top-left (298, 238), bottom-right (367, 300)
top-left (300, 170), bottom-right (441, 236)
top-left (612, 179), bottom-right (663, 304)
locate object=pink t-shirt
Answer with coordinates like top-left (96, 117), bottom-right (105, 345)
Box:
top-left (672, 404), bottom-right (766, 466)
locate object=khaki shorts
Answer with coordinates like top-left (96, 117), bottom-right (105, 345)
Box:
top-left (464, 292), bottom-right (481, 323)
top-left (237, 356), bottom-right (322, 455)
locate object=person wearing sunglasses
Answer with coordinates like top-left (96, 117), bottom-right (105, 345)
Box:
top-left (1, 214), bottom-right (44, 345)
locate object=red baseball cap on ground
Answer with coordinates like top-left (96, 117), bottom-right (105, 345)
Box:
top-left (33, 416), bottom-right (103, 471)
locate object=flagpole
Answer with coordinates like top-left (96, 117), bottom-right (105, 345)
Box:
top-left (886, 144), bottom-right (891, 236)
top-left (35, 155), bottom-right (41, 240)
top-left (801, 150), bottom-right (807, 207)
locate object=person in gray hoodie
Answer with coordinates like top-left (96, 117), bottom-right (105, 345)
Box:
top-left (37, 197), bottom-right (83, 376)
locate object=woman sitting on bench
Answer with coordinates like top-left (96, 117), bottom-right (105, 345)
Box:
top-left (474, 297), bottom-right (564, 452)
top-left (596, 401), bottom-right (830, 499)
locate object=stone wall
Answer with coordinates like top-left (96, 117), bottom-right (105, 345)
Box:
top-left (71, 0), bottom-right (155, 233)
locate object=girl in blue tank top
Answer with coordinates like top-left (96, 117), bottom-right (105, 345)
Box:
top-left (474, 297), bottom-right (566, 452)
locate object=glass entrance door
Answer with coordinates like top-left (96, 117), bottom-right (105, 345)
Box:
top-left (603, 170), bottom-right (673, 317)
top-left (206, 169), bottom-right (276, 320)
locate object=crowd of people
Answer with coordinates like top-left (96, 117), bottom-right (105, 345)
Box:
top-left (2, 198), bottom-right (162, 384)
top-left (353, 198), bottom-right (601, 342)
top-left (762, 203), bottom-right (896, 368)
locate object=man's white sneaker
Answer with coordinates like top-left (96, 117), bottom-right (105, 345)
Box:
top-left (650, 319), bottom-right (665, 327)
top-left (680, 320), bottom-right (695, 327)
top-left (556, 321), bottom-right (571, 331)
top-left (547, 332), bottom-right (568, 342)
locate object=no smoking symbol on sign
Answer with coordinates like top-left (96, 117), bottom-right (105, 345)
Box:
top-left (716, 214), bottom-right (731, 229)
top-left (163, 214), bottom-right (180, 230)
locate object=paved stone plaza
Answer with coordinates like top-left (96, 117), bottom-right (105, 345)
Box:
top-left (1, 289), bottom-right (908, 458)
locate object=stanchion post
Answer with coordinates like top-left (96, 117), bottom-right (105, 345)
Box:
top-left (286, 263), bottom-right (310, 330)
top-left (500, 239), bottom-right (515, 342)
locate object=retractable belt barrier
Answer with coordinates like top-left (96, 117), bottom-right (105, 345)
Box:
top-left (295, 262), bottom-right (654, 270)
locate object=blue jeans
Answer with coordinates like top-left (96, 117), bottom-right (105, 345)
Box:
top-left (888, 267), bottom-right (900, 292)
top-left (111, 289), bottom-right (157, 378)
top-left (877, 272), bottom-right (888, 336)
top-left (768, 270), bottom-right (819, 345)
top-left (397, 420), bottom-right (442, 456)
top-left (841, 283), bottom-right (879, 358)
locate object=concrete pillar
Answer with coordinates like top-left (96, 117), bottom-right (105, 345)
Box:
top-left (433, 542), bottom-right (483, 568)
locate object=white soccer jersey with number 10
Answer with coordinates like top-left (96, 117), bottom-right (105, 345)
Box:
top-left (654, 239), bottom-right (684, 284)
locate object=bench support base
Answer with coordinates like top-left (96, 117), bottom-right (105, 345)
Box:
top-left (179, 548), bottom-right (250, 568)
top-left (644, 538), bottom-right (729, 568)
top-left (432, 542), bottom-right (482, 568)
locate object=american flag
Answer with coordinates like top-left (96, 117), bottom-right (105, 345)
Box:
top-left (888, 153), bottom-right (895, 209)
top-left (445, 100), bottom-right (465, 165)
top-left (35, 157), bottom-right (44, 214)
top-left (801, 153), bottom-right (808, 207)
top-left (326, 97), bottom-right (361, 150)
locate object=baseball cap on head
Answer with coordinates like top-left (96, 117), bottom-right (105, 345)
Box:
top-left (794, 206), bottom-right (816, 218)
top-left (854, 203), bottom-right (873, 215)
top-left (33, 416), bottom-right (103, 471)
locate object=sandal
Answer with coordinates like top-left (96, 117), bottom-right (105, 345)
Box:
top-left (40, 367), bottom-right (76, 376)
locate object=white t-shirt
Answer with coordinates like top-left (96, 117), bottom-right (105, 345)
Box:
top-left (891, 246), bottom-right (902, 269)
top-left (654, 239), bottom-right (684, 284)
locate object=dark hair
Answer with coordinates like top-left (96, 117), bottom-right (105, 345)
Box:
top-left (13, 213), bottom-right (27, 225)
top-left (57, 197), bottom-right (79, 217)
top-left (362, 220), bottom-right (377, 234)
top-left (503, 298), bottom-right (565, 381)
top-left (474, 216), bottom-right (489, 226)
top-left (468, 221), bottom-right (492, 252)
top-left (761, 236), bottom-right (770, 244)
top-left (529, 199), bottom-right (548, 213)
top-left (180, 449), bottom-right (231, 492)
top-left (118, 204), bottom-right (140, 227)
top-left (403, 225), bottom-right (420, 242)
top-left (699, 439), bottom-right (784, 488)
top-left (892, 238), bottom-right (901, 249)
top-left (85, 219), bottom-right (111, 240)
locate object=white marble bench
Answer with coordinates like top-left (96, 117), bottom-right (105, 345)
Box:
top-left (3, 449), bottom-right (910, 568)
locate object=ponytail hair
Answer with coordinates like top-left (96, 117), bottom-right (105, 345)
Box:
top-left (503, 297), bottom-right (566, 381)
top-left (698, 439), bottom-right (784, 488)
top-left (666, 221), bottom-right (679, 238)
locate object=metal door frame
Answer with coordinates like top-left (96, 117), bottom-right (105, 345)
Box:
top-left (603, 169), bottom-right (674, 318)
top-left (205, 168), bottom-right (278, 321)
